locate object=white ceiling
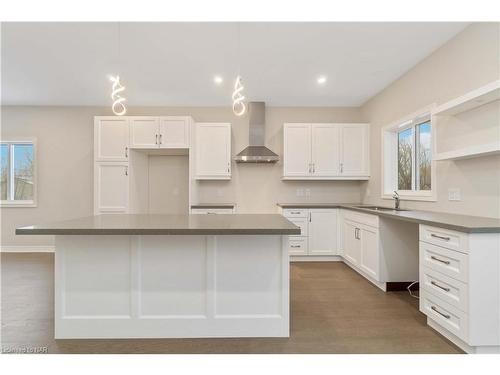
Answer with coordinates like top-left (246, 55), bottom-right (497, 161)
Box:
top-left (1, 22), bottom-right (468, 107)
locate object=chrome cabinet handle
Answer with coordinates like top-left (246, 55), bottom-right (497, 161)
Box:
top-left (431, 306), bottom-right (450, 319)
top-left (125, 166), bottom-right (128, 176)
top-left (227, 162), bottom-right (230, 173)
top-left (431, 281), bottom-right (450, 292)
top-left (308, 163), bottom-right (312, 173)
top-left (159, 134), bottom-right (162, 144)
top-left (206, 212), bottom-right (217, 215)
top-left (155, 134), bottom-right (158, 144)
top-left (125, 147), bottom-right (128, 158)
top-left (430, 255), bottom-right (450, 265)
top-left (290, 211), bottom-right (301, 215)
top-left (309, 212), bottom-right (312, 222)
top-left (431, 233), bottom-right (451, 241)
top-left (354, 228), bottom-right (359, 239)
top-left (290, 245), bottom-right (301, 248)
top-left (312, 163), bottom-right (315, 173)
top-left (340, 163), bottom-right (343, 173)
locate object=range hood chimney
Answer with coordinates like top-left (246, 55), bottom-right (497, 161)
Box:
top-left (234, 102), bottom-right (279, 163)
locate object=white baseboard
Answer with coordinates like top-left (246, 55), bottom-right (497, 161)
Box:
top-left (291, 255), bottom-right (343, 262)
top-left (1, 245), bottom-right (55, 253)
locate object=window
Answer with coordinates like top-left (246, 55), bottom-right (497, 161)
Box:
top-left (0, 140), bottom-right (37, 206)
top-left (382, 107), bottom-right (436, 201)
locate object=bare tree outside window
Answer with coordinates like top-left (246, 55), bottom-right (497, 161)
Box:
top-left (0, 142), bottom-right (35, 203)
top-left (396, 120), bottom-right (432, 192)
top-left (398, 128), bottom-right (413, 190)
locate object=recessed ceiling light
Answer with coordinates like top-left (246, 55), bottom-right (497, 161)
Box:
top-left (214, 75), bottom-right (223, 85)
top-left (317, 75), bottom-right (327, 85)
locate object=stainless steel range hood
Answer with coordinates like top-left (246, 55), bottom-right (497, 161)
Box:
top-left (234, 102), bottom-right (279, 163)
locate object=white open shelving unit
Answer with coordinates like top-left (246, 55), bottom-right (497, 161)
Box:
top-left (432, 79), bottom-right (500, 161)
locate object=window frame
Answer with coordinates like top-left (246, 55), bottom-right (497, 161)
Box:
top-left (0, 138), bottom-right (38, 207)
top-left (381, 105), bottom-right (437, 202)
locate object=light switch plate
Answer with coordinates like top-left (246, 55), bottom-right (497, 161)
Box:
top-left (448, 188), bottom-right (461, 201)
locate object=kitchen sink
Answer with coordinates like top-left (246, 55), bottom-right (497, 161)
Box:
top-left (353, 205), bottom-right (408, 212)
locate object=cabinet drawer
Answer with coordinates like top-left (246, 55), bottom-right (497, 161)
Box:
top-left (191, 208), bottom-right (234, 214)
top-left (287, 217), bottom-right (308, 237)
top-left (420, 290), bottom-right (469, 342)
top-left (420, 266), bottom-right (468, 312)
top-left (420, 225), bottom-right (469, 253)
top-left (420, 242), bottom-right (468, 283)
top-left (342, 209), bottom-right (379, 228)
top-left (283, 209), bottom-right (308, 218)
top-left (288, 237), bottom-right (308, 256)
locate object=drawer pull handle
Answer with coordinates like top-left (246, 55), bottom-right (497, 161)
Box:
top-left (430, 255), bottom-right (450, 265)
top-left (290, 211), bottom-right (301, 214)
top-left (290, 245), bottom-right (301, 248)
top-left (431, 305), bottom-right (451, 319)
top-left (431, 233), bottom-right (451, 241)
top-left (431, 281), bottom-right (450, 292)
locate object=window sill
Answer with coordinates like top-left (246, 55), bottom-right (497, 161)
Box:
top-left (0, 201), bottom-right (37, 208)
top-left (381, 194), bottom-right (436, 202)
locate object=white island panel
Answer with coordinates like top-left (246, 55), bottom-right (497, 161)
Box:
top-left (55, 234), bottom-right (289, 339)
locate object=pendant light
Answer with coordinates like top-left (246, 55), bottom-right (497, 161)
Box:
top-left (110, 23), bottom-right (127, 116)
top-left (232, 23), bottom-right (246, 117)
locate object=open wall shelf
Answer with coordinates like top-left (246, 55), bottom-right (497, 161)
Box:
top-left (432, 80), bottom-right (500, 161)
top-left (432, 80), bottom-right (500, 116)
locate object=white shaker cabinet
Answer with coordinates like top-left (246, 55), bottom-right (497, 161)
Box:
top-left (359, 225), bottom-right (379, 279)
top-left (130, 116), bottom-right (190, 149)
top-left (283, 123), bottom-right (369, 180)
top-left (195, 123), bottom-right (231, 179)
top-left (342, 219), bottom-right (362, 265)
top-left (339, 123), bottom-right (370, 177)
top-left (130, 117), bottom-right (161, 149)
top-left (308, 209), bottom-right (338, 255)
top-left (159, 117), bottom-right (190, 148)
top-left (94, 162), bottom-right (129, 214)
top-left (94, 117), bottom-right (129, 161)
top-left (311, 124), bottom-right (340, 177)
top-left (283, 124), bottom-right (311, 177)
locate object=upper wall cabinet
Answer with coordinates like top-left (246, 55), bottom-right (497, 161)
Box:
top-left (129, 116), bottom-right (191, 149)
top-left (339, 123), bottom-right (370, 177)
top-left (195, 122), bottom-right (231, 180)
top-left (94, 117), bottom-right (130, 162)
top-left (283, 123), bottom-right (370, 180)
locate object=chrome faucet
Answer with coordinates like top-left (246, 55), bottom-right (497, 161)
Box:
top-left (393, 191), bottom-right (400, 210)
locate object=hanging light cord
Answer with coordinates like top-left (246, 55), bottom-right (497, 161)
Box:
top-left (110, 22), bottom-right (127, 116)
top-left (232, 23), bottom-right (246, 116)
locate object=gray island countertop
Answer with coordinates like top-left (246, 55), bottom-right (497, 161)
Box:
top-left (16, 214), bottom-right (301, 236)
top-left (277, 203), bottom-right (500, 233)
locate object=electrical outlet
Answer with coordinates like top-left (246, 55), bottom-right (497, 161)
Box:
top-left (448, 188), bottom-right (461, 201)
top-left (296, 189), bottom-right (304, 197)
top-left (305, 189), bottom-right (311, 197)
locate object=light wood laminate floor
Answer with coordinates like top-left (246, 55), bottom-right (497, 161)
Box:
top-left (1, 253), bottom-right (462, 354)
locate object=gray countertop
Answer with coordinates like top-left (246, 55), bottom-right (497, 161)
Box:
top-left (16, 214), bottom-right (301, 236)
top-left (277, 203), bottom-right (500, 233)
top-left (191, 203), bottom-right (235, 209)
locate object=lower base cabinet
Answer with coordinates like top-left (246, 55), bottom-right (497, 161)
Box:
top-left (281, 208), bottom-right (338, 257)
top-left (341, 213), bottom-right (380, 281)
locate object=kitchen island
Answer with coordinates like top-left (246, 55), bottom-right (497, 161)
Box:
top-left (16, 214), bottom-right (300, 339)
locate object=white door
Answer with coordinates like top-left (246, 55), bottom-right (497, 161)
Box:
top-left (311, 124), bottom-right (340, 177)
top-left (94, 162), bottom-right (129, 214)
top-left (159, 117), bottom-right (190, 148)
top-left (342, 219), bottom-right (361, 265)
top-left (308, 209), bottom-right (338, 255)
top-left (360, 226), bottom-right (379, 280)
top-left (339, 124), bottom-right (369, 176)
top-left (130, 117), bottom-right (160, 148)
top-left (195, 123), bottom-right (231, 179)
top-left (94, 117), bottom-right (129, 161)
top-left (283, 124), bottom-right (311, 177)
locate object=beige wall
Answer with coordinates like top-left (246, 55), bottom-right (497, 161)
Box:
top-left (1, 105), bottom-right (364, 247)
top-left (360, 23), bottom-right (500, 218)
